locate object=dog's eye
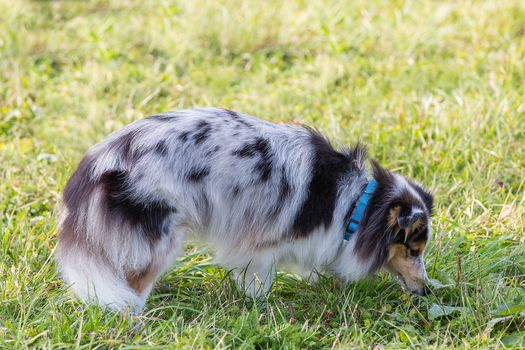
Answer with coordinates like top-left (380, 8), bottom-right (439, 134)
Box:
top-left (394, 230), bottom-right (406, 243)
top-left (409, 249), bottom-right (419, 257)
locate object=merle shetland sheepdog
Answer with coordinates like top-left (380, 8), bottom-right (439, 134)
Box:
top-left (57, 108), bottom-right (434, 311)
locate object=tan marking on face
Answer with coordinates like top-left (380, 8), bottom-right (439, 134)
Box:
top-left (388, 242), bottom-right (406, 260)
top-left (410, 241), bottom-right (426, 254)
top-left (388, 206), bottom-right (401, 229)
top-left (385, 243), bottom-right (428, 293)
top-left (412, 217), bottom-right (424, 231)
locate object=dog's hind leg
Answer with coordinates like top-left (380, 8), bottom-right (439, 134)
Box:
top-left (124, 227), bottom-right (187, 308)
top-left (57, 164), bottom-right (186, 312)
top-left (57, 220), bottom-right (186, 312)
top-left (57, 244), bottom-right (144, 311)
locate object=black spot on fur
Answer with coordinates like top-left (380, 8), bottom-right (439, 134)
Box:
top-left (205, 145), bottom-right (221, 157)
top-left (270, 167), bottom-right (292, 218)
top-left (193, 120), bottom-right (212, 145)
top-left (109, 131), bottom-right (147, 164)
top-left (232, 137), bottom-right (273, 182)
top-left (117, 132), bottom-right (134, 160)
top-left (198, 190), bottom-right (212, 227)
top-left (222, 109), bottom-right (238, 118)
top-left (221, 108), bottom-right (253, 129)
top-left (100, 170), bottom-right (176, 242)
top-left (237, 119), bottom-right (253, 129)
top-left (233, 142), bottom-right (257, 157)
top-left (154, 140), bottom-right (168, 156)
top-left (232, 185), bottom-right (240, 197)
top-left (255, 157), bottom-right (272, 182)
top-left (291, 129), bottom-right (355, 238)
top-left (187, 167), bottom-right (210, 182)
top-left (179, 131), bottom-right (190, 142)
top-left (146, 114), bottom-right (177, 122)
top-left (279, 168), bottom-right (291, 200)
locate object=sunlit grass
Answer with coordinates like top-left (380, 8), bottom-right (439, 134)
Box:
top-left (1, 0), bottom-right (524, 348)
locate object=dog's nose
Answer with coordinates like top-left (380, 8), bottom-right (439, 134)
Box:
top-left (417, 285), bottom-right (430, 296)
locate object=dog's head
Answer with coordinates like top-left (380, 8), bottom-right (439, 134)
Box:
top-left (383, 201), bottom-right (432, 296)
top-left (355, 161), bottom-right (434, 295)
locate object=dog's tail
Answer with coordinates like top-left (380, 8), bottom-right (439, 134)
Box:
top-left (57, 123), bottom-right (181, 311)
top-left (56, 145), bottom-right (155, 311)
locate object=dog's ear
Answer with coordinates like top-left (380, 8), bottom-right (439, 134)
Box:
top-left (398, 206), bottom-right (425, 230)
top-left (389, 205), bottom-right (425, 242)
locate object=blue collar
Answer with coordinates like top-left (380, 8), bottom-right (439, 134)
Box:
top-left (344, 179), bottom-right (378, 240)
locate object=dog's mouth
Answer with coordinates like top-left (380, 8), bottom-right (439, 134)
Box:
top-left (395, 273), bottom-right (410, 291)
top-left (395, 273), bottom-right (428, 296)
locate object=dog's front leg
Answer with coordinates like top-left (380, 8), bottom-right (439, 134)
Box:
top-left (233, 256), bottom-right (276, 298)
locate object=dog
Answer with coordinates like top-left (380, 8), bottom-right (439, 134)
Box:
top-left (56, 108), bottom-right (434, 311)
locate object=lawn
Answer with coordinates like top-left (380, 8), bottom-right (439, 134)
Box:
top-left (1, 0), bottom-right (524, 348)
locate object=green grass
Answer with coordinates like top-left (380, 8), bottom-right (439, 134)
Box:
top-left (1, 0), bottom-right (524, 348)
